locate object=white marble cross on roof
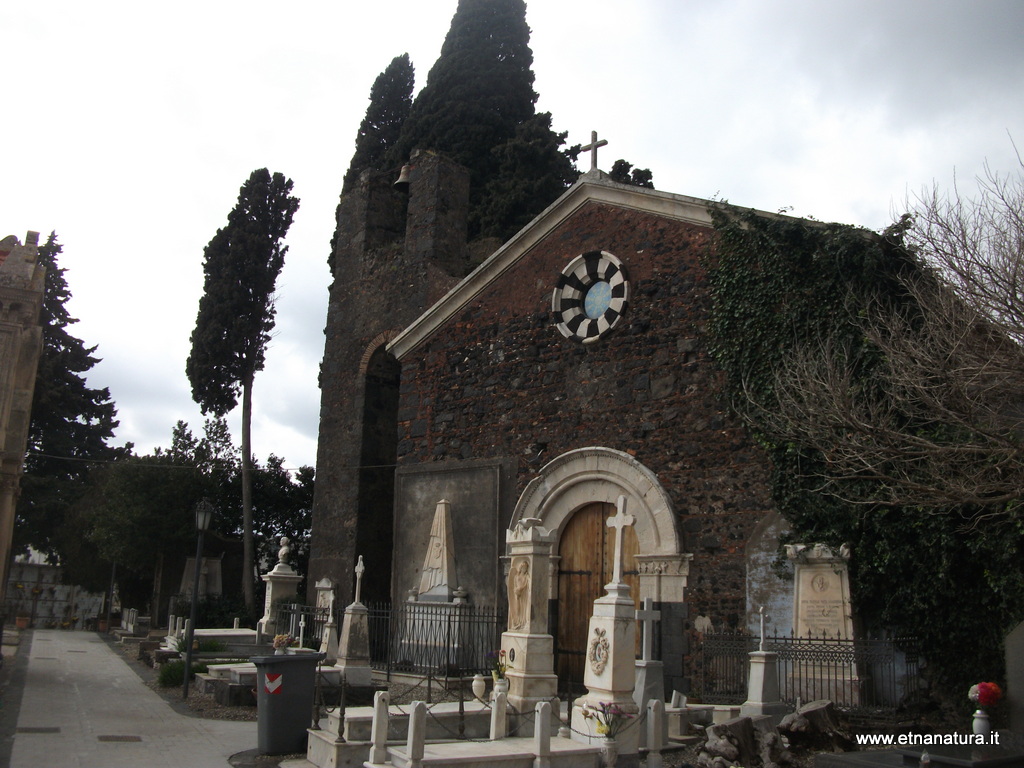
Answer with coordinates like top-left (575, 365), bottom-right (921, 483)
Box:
top-left (581, 130), bottom-right (608, 172)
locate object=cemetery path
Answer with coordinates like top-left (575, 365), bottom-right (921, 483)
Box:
top-left (8, 629), bottom-right (256, 768)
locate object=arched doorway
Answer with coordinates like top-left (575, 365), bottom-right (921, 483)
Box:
top-left (555, 501), bottom-right (640, 696)
top-left (510, 447), bottom-right (691, 698)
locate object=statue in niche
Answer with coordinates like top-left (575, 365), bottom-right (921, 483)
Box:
top-left (507, 558), bottom-right (530, 631)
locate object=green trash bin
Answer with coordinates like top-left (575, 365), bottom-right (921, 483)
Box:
top-left (252, 651), bottom-right (326, 755)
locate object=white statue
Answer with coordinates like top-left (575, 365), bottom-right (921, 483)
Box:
top-left (507, 558), bottom-right (530, 631)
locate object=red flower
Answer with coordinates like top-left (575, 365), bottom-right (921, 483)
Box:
top-left (977, 682), bottom-right (1003, 708)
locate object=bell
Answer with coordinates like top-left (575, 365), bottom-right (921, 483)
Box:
top-left (393, 164), bottom-right (411, 191)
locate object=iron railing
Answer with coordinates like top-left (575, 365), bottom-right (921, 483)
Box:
top-left (273, 603), bottom-right (333, 647)
top-left (366, 601), bottom-right (502, 678)
top-left (697, 631), bottom-right (921, 719)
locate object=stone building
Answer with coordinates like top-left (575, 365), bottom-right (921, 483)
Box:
top-left (308, 151), bottom-right (780, 694)
top-left (0, 232), bottom-right (45, 600)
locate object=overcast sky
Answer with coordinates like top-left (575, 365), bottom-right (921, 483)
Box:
top-left (3, 0), bottom-right (1023, 473)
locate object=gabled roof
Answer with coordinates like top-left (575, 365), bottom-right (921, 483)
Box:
top-left (387, 170), bottom-right (717, 360)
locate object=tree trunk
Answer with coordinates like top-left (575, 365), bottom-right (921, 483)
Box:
top-left (241, 376), bottom-right (255, 613)
top-left (151, 552), bottom-right (163, 623)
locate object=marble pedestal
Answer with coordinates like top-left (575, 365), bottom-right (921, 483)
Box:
top-left (501, 631), bottom-right (558, 714)
top-left (336, 601), bottom-right (372, 687)
top-left (259, 560), bottom-right (302, 639)
top-left (570, 582), bottom-right (640, 761)
top-left (740, 650), bottom-right (789, 723)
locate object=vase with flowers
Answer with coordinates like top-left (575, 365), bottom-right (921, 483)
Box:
top-left (580, 700), bottom-right (634, 737)
top-left (968, 681), bottom-right (1002, 735)
top-left (488, 649), bottom-right (510, 682)
top-left (581, 701), bottom-right (634, 767)
top-left (273, 633), bottom-right (296, 655)
top-left (487, 649), bottom-right (511, 698)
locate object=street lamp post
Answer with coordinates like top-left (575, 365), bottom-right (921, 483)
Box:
top-left (182, 499), bottom-right (214, 700)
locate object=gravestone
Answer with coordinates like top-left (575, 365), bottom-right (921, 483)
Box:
top-left (785, 543), bottom-right (858, 705)
top-left (417, 499), bottom-right (457, 601)
top-left (500, 517), bottom-right (558, 713)
top-left (315, 576), bottom-right (339, 664)
top-left (258, 537), bottom-right (302, 638)
top-left (400, 499), bottom-right (471, 672)
top-left (785, 543), bottom-right (854, 639)
top-left (178, 556), bottom-right (223, 597)
top-left (633, 597), bottom-right (664, 709)
top-left (571, 496), bottom-right (641, 762)
top-left (745, 510), bottom-right (793, 636)
top-left (740, 606), bottom-right (789, 722)
top-left (337, 556), bottom-right (371, 685)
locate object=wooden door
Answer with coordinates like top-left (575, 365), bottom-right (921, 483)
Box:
top-left (555, 502), bottom-right (640, 697)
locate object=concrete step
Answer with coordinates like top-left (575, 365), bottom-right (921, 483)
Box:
top-left (383, 736), bottom-right (601, 768)
top-left (332, 702), bottom-right (493, 742)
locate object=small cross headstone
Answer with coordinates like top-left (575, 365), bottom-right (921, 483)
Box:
top-left (581, 130), bottom-right (608, 172)
top-left (607, 495), bottom-right (636, 585)
top-left (636, 597), bottom-right (661, 662)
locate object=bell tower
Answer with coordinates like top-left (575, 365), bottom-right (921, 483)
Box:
top-left (309, 152), bottom-right (471, 604)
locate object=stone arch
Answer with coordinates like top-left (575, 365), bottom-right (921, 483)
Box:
top-left (352, 330), bottom-right (402, 604)
top-left (511, 447), bottom-right (690, 603)
top-left (358, 329), bottom-right (401, 375)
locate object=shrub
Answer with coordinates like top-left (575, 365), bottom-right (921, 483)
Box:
top-left (158, 660), bottom-right (209, 688)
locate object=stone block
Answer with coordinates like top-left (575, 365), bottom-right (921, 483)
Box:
top-left (213, 680), bottom-right (256, 707)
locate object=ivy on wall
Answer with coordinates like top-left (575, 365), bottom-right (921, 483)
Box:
top-left (703, 203), bottom-right (1024, 709)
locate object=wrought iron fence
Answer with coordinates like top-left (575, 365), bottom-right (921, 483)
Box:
top-left (273, 603), bottom-right (333, 648)
top-left (366, 601), bottom-right (502, 678)
top-left (696, 631), bottom-right (920, 718)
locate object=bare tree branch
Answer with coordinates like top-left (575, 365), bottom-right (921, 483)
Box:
top-left (741, 163), bottom-right (1024, 523)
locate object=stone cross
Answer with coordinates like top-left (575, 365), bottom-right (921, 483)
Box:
top-left (581, 130), bottom-right (608, 172)
top-left (636, 597), bottom-right (661, 662)
top-left (758, 604), bottom-right (766, 652)
top-left (607, 495), bottom-right (636, 585)
top-left (354, 555), bottom-right (366, 605)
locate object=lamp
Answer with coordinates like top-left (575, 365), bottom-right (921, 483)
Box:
top-left (195, 500), bottom-right (213, 532)
top-left (182, 499), bottom-right (214, 699)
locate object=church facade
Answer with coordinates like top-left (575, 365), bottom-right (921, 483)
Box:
top-left (309, 151), bottom-right (779, 694)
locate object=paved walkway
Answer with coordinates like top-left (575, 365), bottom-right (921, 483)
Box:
top-left (6, 629), bottom-right (257, 768)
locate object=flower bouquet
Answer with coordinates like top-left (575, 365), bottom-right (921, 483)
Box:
top-left (969, 681), bottom-right (1002, 736)
top-left (580, 701), bottom-right (634, 737)
top-left (487, 649), bottom-right (511, 680)
top-left (273, 633), bottom-right (296, 651)
top-left (968, 682), bottom-right (1002, 708)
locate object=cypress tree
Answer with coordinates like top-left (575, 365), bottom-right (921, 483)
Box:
top-left (186, 168), bottom-right (299, 611)
top-left (385, 0), bottom-right (577, 240)
top-left (341, 54), bottom-right (415, 193)
top-left (609, 159), bottom-right (654, 189)
top-left (386, 0), bottom-right (537, 175)
top-left (475, 112), bottom-right (579, 241)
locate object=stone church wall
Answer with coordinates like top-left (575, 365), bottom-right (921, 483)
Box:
top-left (395, 202), bottom-right (777, 632)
